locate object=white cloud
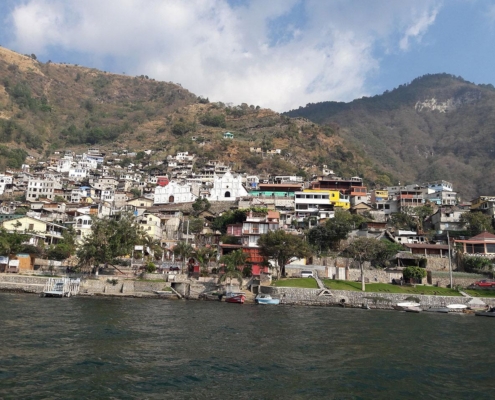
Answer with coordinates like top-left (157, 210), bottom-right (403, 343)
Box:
top-left (7, 0), bottom-right (441, 111)
top-left (399, 7), bottom-right (439, 51)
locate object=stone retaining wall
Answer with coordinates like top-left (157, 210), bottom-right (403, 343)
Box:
top-left (261, 286), bottom-right (495, 309)
top-left (431, 277), bottom-right (482, 288)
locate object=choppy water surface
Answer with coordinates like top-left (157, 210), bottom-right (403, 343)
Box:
top-left (0, 293), bottom-right (494, 399)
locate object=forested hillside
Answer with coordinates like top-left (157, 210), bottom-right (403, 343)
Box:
top-left (0, 46), bottom-right (383, 182)
top-left (285, 74), bottom-right (495, 199)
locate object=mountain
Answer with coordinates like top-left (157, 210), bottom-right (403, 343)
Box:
top-left (0, 46), bottom-right (380, 181)
top-left (284, 73), bottom-right (495, 199)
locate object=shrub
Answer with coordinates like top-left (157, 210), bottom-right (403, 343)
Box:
top-left (463, 256), bottom-right (493, 273)
top-left (145, 262), bottom-right (157, 273)
top-left (403, 266), bottom-right (427, 281)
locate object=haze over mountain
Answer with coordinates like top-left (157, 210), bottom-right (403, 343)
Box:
top-left (285, 73), bottom-right (495, 200)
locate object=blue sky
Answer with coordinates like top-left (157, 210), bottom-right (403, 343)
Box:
top-left (0, 0), bottom-right (494, 112)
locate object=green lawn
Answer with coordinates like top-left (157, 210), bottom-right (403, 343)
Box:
top-left (272, 278), bottom-right (319, 289)
top-left (322, 279), bottom-right (462, 296)
top-left (463, 289), bottom-right (495, 298)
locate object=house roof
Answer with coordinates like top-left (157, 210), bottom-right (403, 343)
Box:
top-left (403, 243), bottom-right (449, 250)
top-left (267, 211), bottom-right (280, 219)
top-left (468, 231), bottom-right (495, 241)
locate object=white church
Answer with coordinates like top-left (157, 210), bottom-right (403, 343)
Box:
top-left (154, 181), bottom-right (197, 205)
top-left (207, 171), bottom-right (248, 201)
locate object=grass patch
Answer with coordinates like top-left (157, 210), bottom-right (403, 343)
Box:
top-left (322, 279), bottom-right (462, 296)
top-left (464, 289), bottom-right (495, 298)
top-left (272, 278), bottom-right (319, 289)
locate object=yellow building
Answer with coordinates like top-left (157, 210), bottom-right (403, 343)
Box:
top-left (139, 213), bottom-right (163, 242)
top-left (301, 189), bottom-right (350, 209)
top-left (2, 216), bottom-right (47, 234)
top-left (471, 196), bottom-right (495, 210)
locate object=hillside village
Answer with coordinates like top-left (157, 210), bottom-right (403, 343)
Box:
top-left (0, 142), bottom-right (494, 295)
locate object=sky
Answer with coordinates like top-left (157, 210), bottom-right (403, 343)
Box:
top-left (0, 0), bottom-right (494, 112)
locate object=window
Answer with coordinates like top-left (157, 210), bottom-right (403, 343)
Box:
top-left (28, 224), bottom-right (34, 230)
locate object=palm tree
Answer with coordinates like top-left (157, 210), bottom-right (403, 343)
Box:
top-left (140, 236), bottom-right (163, 261)
top-left (173, 241), bottom-right (193, 273)
top-left (218, 249), bottom-right (247, 288)
top-left (194, 246), bottom-right (217, 276)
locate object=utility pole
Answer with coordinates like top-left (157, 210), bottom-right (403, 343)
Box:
top-left (186, 219), bottom-right (190, 244)
top-left (447, 231), bottom-right (453, 288)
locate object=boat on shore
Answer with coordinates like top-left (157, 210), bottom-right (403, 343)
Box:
top-left (225, 292), bottom-right (245, 304)
top-left (426, 307), bottom-right (450, 313)
top-left (255, 294), bottom-right (280, 305)
top-left (475, 307), bottom-right (495, 317)
top-left (446, 304), bottom-right (468, 312)
top-left (394, 302), bottom-right (421, 312)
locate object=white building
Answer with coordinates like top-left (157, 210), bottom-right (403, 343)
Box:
top-left (74, 214), bottom-right (93, 244)
top-left (56, 157), bottom-right (73, 173)
top-left (206, 171), bottom-right (248, 202)
top-left (154, 181), bottom-right (197, 204)
top-left (0, 175), bottom-right (13, 196)
top-left (68, 168), bottom-right (88, 180)
top-left (26, 178), bottom-right (63, 201)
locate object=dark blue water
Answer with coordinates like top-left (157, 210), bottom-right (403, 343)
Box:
top-left (0, 293), bottom-right (494, 399)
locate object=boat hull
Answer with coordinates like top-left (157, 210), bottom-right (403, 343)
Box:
top-left (255, 298), bottom-right (280, 305)
top-left (475, 312), bottom-right (495, 317)
top-left (426, 307), bottom-right (450, 313)
top-left (225, 293), bottom-right (245, 304)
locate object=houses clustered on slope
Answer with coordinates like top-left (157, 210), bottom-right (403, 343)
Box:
top-left (0, 146), bottom-right (492, 273)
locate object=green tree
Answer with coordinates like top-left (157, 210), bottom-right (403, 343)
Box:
top-left (308, 210), bottom-right (364, 252)
top-left (257, 230), bottom-right (311, 278)
top-left (186, 218), bottom-right (204, 243)
top-left (192, 197), bottom-right (211, 216)
top-left (130, 188), bottom-right (141, 198)
top-left (45, 228), bottom-right (77, 261)
top-left (173, 241), bottom-right (194, 273)
top-left (344, 238), bottom-right (391, 291)
top-left (414, 205), bottom-right (434, 233)
top-left (460, 211), bottom-right (494, 236)
top-left (211, 209), bottom-right (247, 234)
top-left (307, 225), bottom-right (329, 255)
top-left (389, 209), bottom-right (417, 231)
top-left (76, 213), bottom-right (143, 273)
top-left (219, 249), bottom-right (247, 287)
top-left (402, 266), bottom-right (427, 282)
top-left (195, 246), bottom-right (217, 276)
top-left (0, 228), bottom-right (30, 256)
top-left (462, 256), bottom-right (493, 274)
top-left (139, 235), bottom-right (163, 261)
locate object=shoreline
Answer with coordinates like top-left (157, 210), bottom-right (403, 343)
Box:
top-left (1, 274), bottom-right (495, 310)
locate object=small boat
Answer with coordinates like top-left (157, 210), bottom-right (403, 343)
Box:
top-left (446, 304), bottom-right (468, 312)
top-left (255, 294), bottom-right (280, 305)
top-left (426, 307), bottom-right (450, 313)
top-left (475, 307), bottom-right (495, 317)
top-left (394, 301), bottom-right (421, 312)
top-left (225, 292), bottom-right (245, 304)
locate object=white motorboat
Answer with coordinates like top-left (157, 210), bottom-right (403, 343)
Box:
top-left (255, 294), bottom-right (280, 305)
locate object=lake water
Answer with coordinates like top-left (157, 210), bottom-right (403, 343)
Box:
top-left (0, 293), bottom-right (494, 399)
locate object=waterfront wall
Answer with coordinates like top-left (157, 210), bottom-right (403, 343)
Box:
top-left (261, 286), bottom-right (495, 309)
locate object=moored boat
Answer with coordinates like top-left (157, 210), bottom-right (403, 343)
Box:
top-left (255, 294), bottom-right (280, 305)
top-left (225, 292), bottom-right (245, 304)
top-left (426, 307), bottom-right (450, 313)
top-left (475, 307), bottom-right (495, 317)
top-left (394, 302), bottom-right (421, 312)
top-left (446, 304), bottom-right (468, 312)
